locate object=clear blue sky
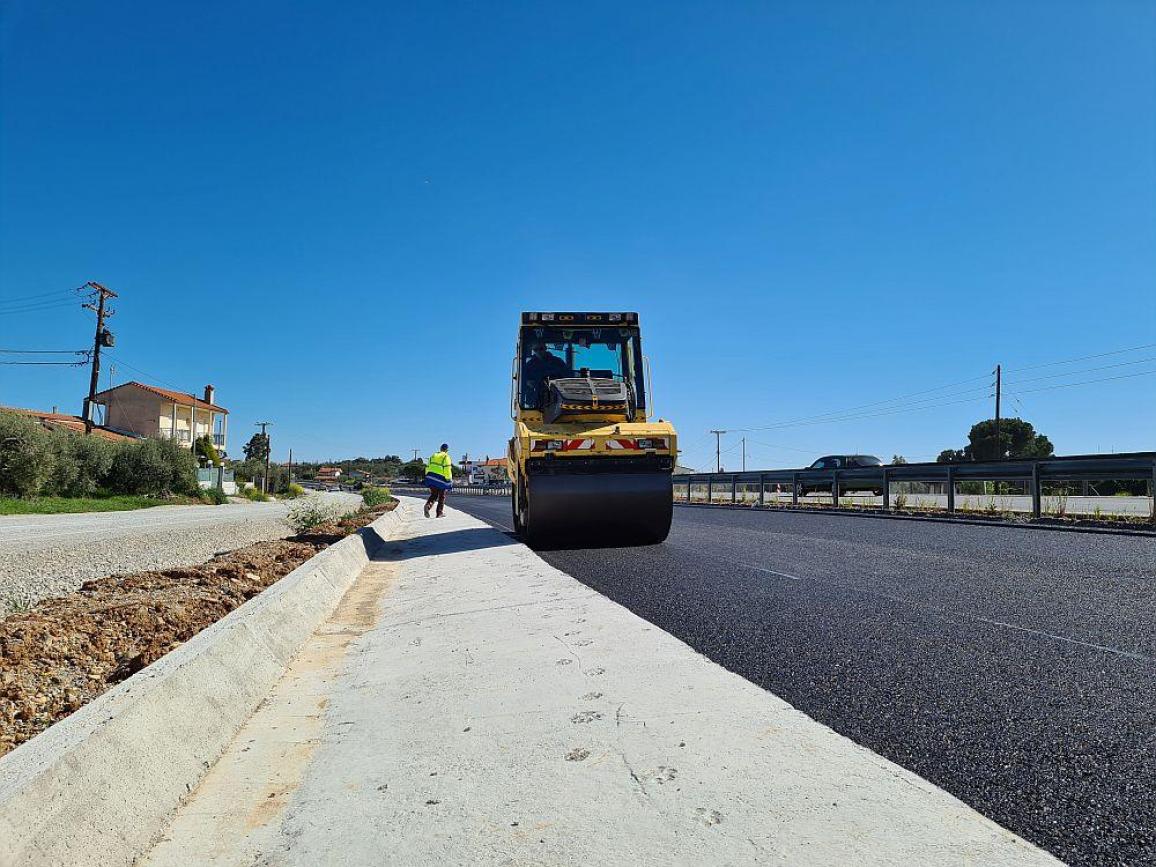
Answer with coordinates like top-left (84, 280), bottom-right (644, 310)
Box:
top-left (2, 1), bottom-right (1153, 468)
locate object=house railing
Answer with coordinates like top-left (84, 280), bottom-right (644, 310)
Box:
top-left (158, 430), bottom-right (225, 446)
top-left (196, 467), bottom-right (235, 486)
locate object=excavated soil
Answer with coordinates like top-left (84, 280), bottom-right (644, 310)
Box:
top-left (0, 502), bottom-right (396, 756)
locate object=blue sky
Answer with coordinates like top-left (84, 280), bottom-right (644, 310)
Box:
top-left (1, 1), bottom-right (1153, 468)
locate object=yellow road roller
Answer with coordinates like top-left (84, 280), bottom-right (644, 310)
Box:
top-left (508, 311), bottom-right (677, 545)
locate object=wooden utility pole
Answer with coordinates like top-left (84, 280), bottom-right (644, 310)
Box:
top-left (255, 421), bottom-right (273, 492)
top-left (82, 282), bottom-right (117, 431)
top-left (741, 437), bottom-right (747, 472)
top-left (710, 430), bottom-right (726, 473)
top-left (994, 364), bottom-right (1002, 459)
top-left (287, 448), bottom-right (293, 488)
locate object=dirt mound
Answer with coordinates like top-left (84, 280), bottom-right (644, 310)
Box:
top-left (0, 503), bottom-right (395, 756)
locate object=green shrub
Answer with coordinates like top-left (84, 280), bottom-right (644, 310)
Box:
top-left (59, 434), bottom-right (118, 497)
top-left (43, 430), bottom-right (80, 496)
top-left (0, 410), bottom-right (199, 500)
top-left (288, 503), bottom-right (334, 533)
top-left (194, 434), bottom-right (222, 467)
top-left (201, 486), bottom-right (229, 505)
top-left (0, 411), bottom-right (56, 497)
top-left (361, 486), bottom-right (391, 508)
top-left (282, 482), bottom-right (306, 499)
top-left (241, 486), bottom-right (270, 502)
top-left (109, 437), bottom-right (197, 497)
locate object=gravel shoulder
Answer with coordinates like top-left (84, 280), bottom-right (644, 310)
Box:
top-left (0, 492), bottom-right (363, 610)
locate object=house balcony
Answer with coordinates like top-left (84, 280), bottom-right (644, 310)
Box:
top-left (159, 430), bottom-right (225, 447)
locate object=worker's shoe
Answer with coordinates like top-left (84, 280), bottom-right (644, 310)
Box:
top-left (423, 503), bottom-right (431, 518)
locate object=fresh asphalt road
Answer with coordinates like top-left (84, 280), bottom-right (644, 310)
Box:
top-left (450, 494), bottom-right (1156, 867)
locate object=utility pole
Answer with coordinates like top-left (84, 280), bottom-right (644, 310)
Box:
top-left (994, 364), bottom-right (1002, 459)
top-left (255, 421), bottom-right (272, 492)
top-left (741, 436), bottom-right (747, 472)
top-left (412, 448), bottom-right (421, 462)
top-left (81, 282), bottom-right (117, 432)
top-left (287, 448), bottom-right (293, 488)
top-left (709, 430), bottom-right (726, 473)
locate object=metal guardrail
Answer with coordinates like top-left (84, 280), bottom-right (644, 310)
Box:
top-left (390, 481), bottom-right (513, 497)
top-left (386, 453), bottom-right (1155, 520)
top-left (676, 452), bottom-right (1156, 518)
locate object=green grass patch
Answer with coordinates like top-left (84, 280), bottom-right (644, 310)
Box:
top-left (0, 494), bottom-right (203, 515)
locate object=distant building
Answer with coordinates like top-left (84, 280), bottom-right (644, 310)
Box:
top-left (90, 382), bottom-right (228, 454)
top-left (479, 457), bottom-right (509, 482)
top-left (460, 455), bottom-right (509, 483)
top-left (316, 466), bottom-right (343, 483)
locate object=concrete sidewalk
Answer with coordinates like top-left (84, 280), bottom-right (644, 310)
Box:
top-left (144, 499), bottom-right (1057, 866)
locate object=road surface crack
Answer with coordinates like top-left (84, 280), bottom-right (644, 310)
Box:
top-left (552, 633), bottom-right (583, 669)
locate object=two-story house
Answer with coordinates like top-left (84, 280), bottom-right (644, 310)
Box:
top-left (91, 382), bottom-right (228, 455)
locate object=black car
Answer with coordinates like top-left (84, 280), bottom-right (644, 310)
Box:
top-left (798, 454), bottom-right (885, 495)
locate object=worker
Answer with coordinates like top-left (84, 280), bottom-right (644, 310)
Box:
top-left (424, 443), bottom-right (453, 518)
top-left (523, 341), bottom-right (569, 405)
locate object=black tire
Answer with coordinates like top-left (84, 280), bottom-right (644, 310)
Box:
top-left (512, 482), bottom-right (525, 535)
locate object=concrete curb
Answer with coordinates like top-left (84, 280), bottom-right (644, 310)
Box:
top-left (0, 506), bottom-right (406, 867)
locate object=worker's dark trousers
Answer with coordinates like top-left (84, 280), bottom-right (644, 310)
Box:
top-left (425, 486), bottom-right (446, 516)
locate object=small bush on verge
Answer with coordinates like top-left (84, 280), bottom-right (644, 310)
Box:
top-left (361, 486), bottom-right (391, 508)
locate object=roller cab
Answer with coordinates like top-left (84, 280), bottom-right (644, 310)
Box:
top-left (508, 312), bottom-right (677, 546)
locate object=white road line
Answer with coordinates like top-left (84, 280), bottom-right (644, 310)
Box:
top-left (734, 562), bottom-right (805, 580)
top-left (852, 586), bottom-right (1152, 664)
top-left (944, 605), bottom-right (1150, 663)
top-left (717, 548), bottom-right (1147, 662)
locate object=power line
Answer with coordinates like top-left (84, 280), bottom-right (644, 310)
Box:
top-left (101, 350), bottom-right (190, 395)
top-left (0, 360), bottom-right (88, 366)
top-left (718, 339), bottom-right (1155, 436)
top-left (726, 375), bottom-right (992, 433)
top-left (1003, 355), bottom-right (1156, 386)
top-left (730, 387), bottom-right (993, 433)
top-left (1004, 341), bottom-right (1156, 373)
top-left (0, 287), bottom-right (80, 305)
top-left (746, 439), bottom-right (820, 455)
top-left (1017, 367), bottom-right (1156, 395)
top-left (0, 349), bottom-right (88, 355)
top-left (0, 300), bottom-right (84, 316)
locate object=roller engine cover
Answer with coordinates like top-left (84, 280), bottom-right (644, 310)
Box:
top-left (542, 377), bottom-right (631, 424)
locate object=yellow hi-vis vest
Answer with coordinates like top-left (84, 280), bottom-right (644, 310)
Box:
top-left (426, 451), bottom-right (453, 481)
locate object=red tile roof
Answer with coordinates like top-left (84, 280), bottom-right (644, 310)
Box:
top-left (0, 406), bottom-right (137, 442)
top-left (91, 381), bottom-right (228, 413)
